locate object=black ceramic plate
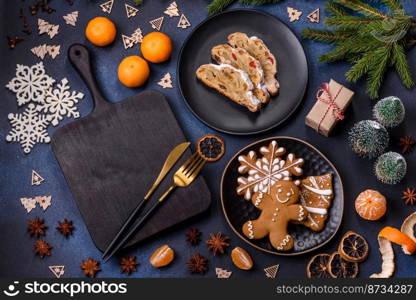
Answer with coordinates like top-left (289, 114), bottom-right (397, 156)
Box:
top-left (177, 9), bottom-right (308, 135)
top-left (221, 137), bottom-right (344, 255)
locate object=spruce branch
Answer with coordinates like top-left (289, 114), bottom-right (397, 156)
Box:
top-left (304, 0), bottom-right (415, 99)
top-left (208, 0), bottom-right (235, 14)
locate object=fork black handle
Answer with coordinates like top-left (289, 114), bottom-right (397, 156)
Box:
top-left (102, 200), bottom-right (162, 262)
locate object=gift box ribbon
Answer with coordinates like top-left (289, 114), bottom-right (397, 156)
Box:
top-left (316, 82), bottom-right (345, 133)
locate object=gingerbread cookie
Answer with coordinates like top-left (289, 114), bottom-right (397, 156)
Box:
top-left (297, 174), bottom-right (334, 231)
top-left (237, 140), bottom-right (304, 200)
top-left (242, 180), bottom-right (308, 251)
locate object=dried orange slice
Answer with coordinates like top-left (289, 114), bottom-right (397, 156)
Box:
top-left (306, 253), bottom-right (331, 278)
top-left (338, 231), bottom-right (369, 262)
top-left (355, 189), bottom-right (387, 221)
top-left (378, 226), bottom-right (416, 255)
top-left (328, 252), bottom-right (359, 278)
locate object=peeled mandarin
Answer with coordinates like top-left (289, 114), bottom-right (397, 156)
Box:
top-left (231, 247), bottom-right (253, 270)
top-left (149, 245), bottom-right (174, 268)
top-left (355, 189), bottom-right (387, 221)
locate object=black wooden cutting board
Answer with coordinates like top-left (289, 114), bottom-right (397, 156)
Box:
top-left (51, 44), bottom-right (211, 252)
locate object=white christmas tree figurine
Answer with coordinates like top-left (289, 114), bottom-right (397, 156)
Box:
top-left (100, 0), bottom-right (114, 14)
top-left (125, 4), bottom-right (139, 18)
top-left (164, 2), bottom-right (179, 17)
top-left (63, 11), bottom-right (79, 26)
top-left (158, 73), bottom-right (173, 89)
top-left (177, 14), bottom-right (191, 29)
top-left (149, 17), bottom-right (164, 31)
top-left (287, 7), bottom-right (302, 22)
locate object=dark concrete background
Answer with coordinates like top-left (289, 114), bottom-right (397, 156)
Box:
top-left (1, 0), bottom-right (416, 278)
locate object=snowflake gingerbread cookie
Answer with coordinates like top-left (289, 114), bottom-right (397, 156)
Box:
top-left (237, 140), bottom-right (304, 200)
top-left (242, 180), bottom-right (308, 251)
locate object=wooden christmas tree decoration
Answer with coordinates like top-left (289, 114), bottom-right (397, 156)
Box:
top-left (164, 1), bottom-right (179, 17)
top-left (149, 17), bottom-right (164, 31)
top-left (36, 195), bottom-right (52, 211)
top-left (32, 170), bottom-right (44, 186)
top-left (215, 267), bottom-right (232, 278)
top-left (48, 25), bottom-right (60, 39)
top-left (20, 197), bottom-right (37, 213)
top-left (49, 266), bottom-right (65, 278)
top-left (125, 3), bottom-right (139, 18)
top-left (158, 73), bottom-right (173, 89)
top-left (307, 8), bottom-right (320, 23)
top-left (177, 14), bottom-right (191, 29)
top-left (131, 27), bottom-right (143, 43)
top-left (38, 19), bottom-right (52, 35)
top-left (31, 45), bottom-right (48, 60)
top-left (63, 11), bottom-right (79, 26)
top-left (122, 34), bottom-right (136, 49)
top-left (47, 45), bottom-right (61, 59)
top-left (287, 7), bottom-right (302, 22)
top-left (100, 0), bottom-right (114, 14)
top-left (264, 264), bottom-right (279, 278)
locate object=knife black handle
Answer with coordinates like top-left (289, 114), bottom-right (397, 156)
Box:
top-left (102, 200), bottom-right (162, 262)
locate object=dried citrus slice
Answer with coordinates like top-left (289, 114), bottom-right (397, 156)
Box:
top-left (197, 134), bottom-right (225, 162)
top-left (378, 226), bottom-right (416, 255)
top-left (338, 231), bottom-right (369, 262)
top-left (328, 252), bottom-right (359, 278)
top-left (306, 253), bottom-right (331, 278)
top-left (355, 190), bottom-right (387, 221)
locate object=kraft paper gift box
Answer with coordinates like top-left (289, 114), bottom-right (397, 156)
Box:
top-left (305, 79), bottom-right (354, 137)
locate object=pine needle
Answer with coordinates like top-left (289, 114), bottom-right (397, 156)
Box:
top-left (392, 43), bottom-right (415, 88)
top-left (302, 28), bottom-right (353, 43)
top-left (325, 16), bottom-right (379, 29)
top-left (334, 0), bottom-right (387, 19)
top-left (366, 45), bottom-right (392, 98)
top-left (325, 1), bottom-right (348, 16)
top-left (207, 0), bottom-right (236, 14)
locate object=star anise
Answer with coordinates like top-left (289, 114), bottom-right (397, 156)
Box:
top-left (402, 188), bottom-right (416, 205)
top-left (398, 136), bottom-right (415, 154)
top-left (120, 256), bottom-right (139, 275)
top-left (56, 219), bottom-right (74, 237)
top-left (27, 217), bottom-right (48, 237)
top-left (34, 240), bottom-right (52, 258)
top-left (206, 232), bottom-right (230, 256)
top-left (186, 228), bottom-right (201, 246)
top-left (80, 258), bottom-right (101, 278)
top-left (186, 254), bottom-right (208, 274)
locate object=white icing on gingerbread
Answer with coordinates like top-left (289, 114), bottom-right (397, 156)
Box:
top-left (247, 221), bottom-right (254, 239)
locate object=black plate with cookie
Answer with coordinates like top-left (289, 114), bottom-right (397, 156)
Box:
top-left (220, 137), bottom-right (344, 255)
top-left (177, 9), bottom-right (308, 135)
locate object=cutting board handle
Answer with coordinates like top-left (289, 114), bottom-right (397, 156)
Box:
top-left (68, 44), bottom-right (109, 112)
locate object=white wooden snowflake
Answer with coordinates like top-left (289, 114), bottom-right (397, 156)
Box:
top-left (237, 140), bottom-right (304, 200)
top-left (6, 104), bottom-right (52, 154)
top-left (6, 62), bottom-right (55, 106)
top-left (36, 78), bottom-right (84, 126)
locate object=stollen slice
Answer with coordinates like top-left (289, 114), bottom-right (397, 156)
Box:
top-left (211, 44), bottom-right (269, 104)
top-left (196, 63), bottom-right (261, 112)
top-left (228, 32), bottom-right (279, 96)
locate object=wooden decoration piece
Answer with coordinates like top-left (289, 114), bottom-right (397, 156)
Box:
top-left (48, 25), bottom-right (59, 39)
top-left (46, 45), bottom-right (61, 59)
top-left (164, 1), bottom-right (179, 17)
top-left (264, 264), bottom-right (279, 278)
top-left (20, 197), bottom-right (37, 213)
top-left (36, 195), bottom-right (52, 211)
top-left (307, 8), bottom-right (320, 23)
top-left (37, 19), bottom-right (59, 38)
top-left (177, 14), bottom-right (191, 29)
top-left (149, 17), bottom-right (164, 31)
top-left (100, 0), bottom-right (114, 14)
top-left (157, 73), bottom-right (173, 89)
top-left (287, 7), bottom-right (302, 22)
top-left (215, 267), bottom-right (232, 278)
top-left (125, 4), bottom-right (139, 18)
top-left (131, 27), bottom-right (143, 43)
top-left (122, 34), bottom-right (136, 49)
top-left (63, 11), bottom-right (79, 26)
top-left (32, 170), bottom-right (44, 186)
top-left (31, 44), bottom-right (48, 59)
top-left (49, 266), bottom-right (65, 278)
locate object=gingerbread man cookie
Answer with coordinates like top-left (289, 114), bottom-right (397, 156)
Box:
top-left (242, 180), bottom-right (308, 251)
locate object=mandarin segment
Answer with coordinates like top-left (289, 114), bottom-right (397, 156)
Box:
top-left (149, 244), bottom-right (175, 267)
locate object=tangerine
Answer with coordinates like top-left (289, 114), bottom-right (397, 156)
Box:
top-left (117, 56), bottom-right (150, 88)
top-left (85, 17), bottom-right (116, 46)
top-left (141, 32), bottom-right (173, 63)
top-left (355, 189), bottom-right (387, 221)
